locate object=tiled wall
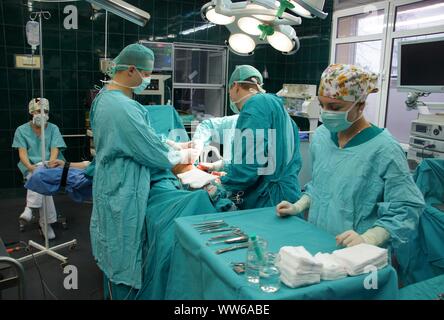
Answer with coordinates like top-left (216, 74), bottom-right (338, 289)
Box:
top-left (0, 0), bottom-right (332, 189)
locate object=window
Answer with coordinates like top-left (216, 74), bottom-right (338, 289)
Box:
top-left (332, 0), bottom-right (444, 144)
top-left (395, 0), bottom-right (444, 32)
top-left (337, 10), bottom-right (385, 37)
top-left (331, 2), bottom-right (387, 125)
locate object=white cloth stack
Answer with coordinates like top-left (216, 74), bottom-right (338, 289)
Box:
top-left (332, 243), bottom-right (388, 276)
top-left (177, 167), bottom-right (217, 189)
top-left (314, 253), bottom-right (348, 281)
top-left (276, 246), bottom-right (322, 288)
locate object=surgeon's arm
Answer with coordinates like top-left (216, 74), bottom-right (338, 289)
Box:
top-left (371, 148), bottom-right (425, 248)
top-left (117, 105), bottom-right (189, 169)
top-left (18, 148), bottom-right (36, 173)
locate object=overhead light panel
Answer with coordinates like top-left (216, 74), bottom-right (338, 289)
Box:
top-left (247, 4), bottom-right (275, 21)
top-left (205, 7), bottom-right (235, 25)
top-left (267, 25), bottom-right (299, 54)
top-left (291, 0), bottom-right (328, 19)
top-left (237, 17), bottom-right (262, 36)
top-left (85, 0), bottom-right (150, 26)
top-left (228, 33), bottom-right (256, 55)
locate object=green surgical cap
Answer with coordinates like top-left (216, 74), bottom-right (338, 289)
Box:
top-left (229, 65), bottom-right (263, 88)
top-left (108, 43), bottom-right (155, 77)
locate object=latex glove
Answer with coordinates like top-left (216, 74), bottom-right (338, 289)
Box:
top-left (197, 160), bottom-right (224, 172)
top-left (178, 148), bottom-right (200, 164)
top-left (276, 194), bottom-right (311, 217)
top-left (28, 164), bottom-right (38, 173)
top-left (336, 230), bottom-right (365, 247)
top-left (166, 139), bottom-right (193, 151)
top-left (361, 227), bottom-right (390, 247)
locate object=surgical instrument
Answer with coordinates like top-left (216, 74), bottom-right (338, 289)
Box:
top-left (206, 229), bottom-right (244, 241)
top-left (207, 235), bottom-right (249, 246)
top-left (194, 223), bottom-right (229, 231)
top-left (200, 227), bottom-right (238, 234)
top-left (192, 220), bottom-right (225, 226)
top-left (215, 243), bottom-right (249, 255)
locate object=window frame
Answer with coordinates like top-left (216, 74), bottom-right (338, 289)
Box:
top-left (330, 0), bottom-right (444, 129)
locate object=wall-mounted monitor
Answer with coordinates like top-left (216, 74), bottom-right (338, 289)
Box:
top-left (139, 41), bottom-right (173, 71)
top-left (398, 37), bottom-right (444, 93)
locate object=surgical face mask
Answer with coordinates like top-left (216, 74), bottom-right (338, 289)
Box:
top-left (32, 114), bottom-right (49, 127)
top-left (229, 87), bottom-right (257, 114)
top-left (320, 94), bottom-right (366, 133)
top-left (109, 68), bottom-right (151, 94)
top-left (132, 68), bottom-right (151, 95)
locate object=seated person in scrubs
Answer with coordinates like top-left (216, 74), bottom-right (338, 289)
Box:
top-left (277, 64), bottom-right (425, 251)
top-left (200, 65), bottom-right (302, 210)
top-left (89, 43), bottom-right (199, 299)
top-left (12, 98), bottom-right (66, 240)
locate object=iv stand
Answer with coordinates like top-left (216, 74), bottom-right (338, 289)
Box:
top-left (18, 11), bottom-right (77, 266)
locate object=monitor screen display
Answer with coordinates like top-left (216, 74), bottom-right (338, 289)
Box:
top-left (141, 42), bottom-right (173, 71)
top-left (399, 39), bottom-right (444, 88)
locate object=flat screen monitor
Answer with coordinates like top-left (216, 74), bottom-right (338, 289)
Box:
top-left (398, 37), bottom-right (444, 92)
top-left (139, 41), bottom-right (173, 71)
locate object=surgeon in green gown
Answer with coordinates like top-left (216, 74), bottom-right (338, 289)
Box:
top-left (200, 65), bottom-right (302, 210)
top-left (89, 44), bottom-right (200, 299)
top-left (277, 64), bottom-right (425, 254)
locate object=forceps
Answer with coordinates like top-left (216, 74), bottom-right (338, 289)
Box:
top-left (206, 229), bottom-right (244, 241)
top-left (206, 235), bottom-right (249, 246)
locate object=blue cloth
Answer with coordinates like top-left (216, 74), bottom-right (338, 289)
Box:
top-left (399, 274), bottom-right (444, 300)
top-left (166, 208), bottom-right (399, 300)
top-left (396, 159), bottom-right (444, 285)
top-left (12, 122), bottom-right (66, 176)
top-left (24, 166), bottom-right (92, 203)
top-left (136, 178), bottom-right (218, 300)
top-left (221, 94), bottom-right (302, 209)
top-left (144, 105), bottom-right (188, 141)
top-left (305, 125), bottom-right (424, 249)
top-left (89, 89), bottom-right (182, 289)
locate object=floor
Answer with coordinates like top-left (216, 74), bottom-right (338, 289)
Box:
top-left (0, 189), bottom-right (103, 300)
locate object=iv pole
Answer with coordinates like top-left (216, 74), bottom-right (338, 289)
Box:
top-left (18, 10), bottom-right (77, 267)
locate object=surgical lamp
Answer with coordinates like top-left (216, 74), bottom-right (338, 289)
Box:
top-left (85, 0), bottom-right (150, 27)
top-left (201, 0), bottom-right (327, 55)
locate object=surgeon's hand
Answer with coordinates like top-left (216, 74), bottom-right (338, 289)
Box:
top-left (198, 160), bottom-right (224, 172)
top-left (178, 148), bottom-right (200, 164)
top-left (336, 230), bottom-right (365, 247)
top-left (48, 159), bottom-right (65, 168)
top-left (28, 164), bottom-right (38, 173)
top-left (276, 201), bottom-right (300, 217)
top-left (172, 164), bottom-right (194, 175)
top-left (276, 195), bottom-right (311, 217)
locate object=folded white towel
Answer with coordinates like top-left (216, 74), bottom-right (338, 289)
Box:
top-left (280, 271), bottom-right (320, 288)
top-left (279, 246), bottom-right (323, 270)
top-left (314, 253), bottom-right (347, 281)
top-left (332, 243), bottom-right (388, 276)
top-left (177, 167), bottom-right (217, 189)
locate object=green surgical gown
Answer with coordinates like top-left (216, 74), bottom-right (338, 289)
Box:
top-left (305, 125), bottom-right (425, 249)
top-left (12, 122), bottom-right (66, 176)
top-left (221, 94), bottom-right (302, 209)
top-left (89, 89), bottom-right (180, 289)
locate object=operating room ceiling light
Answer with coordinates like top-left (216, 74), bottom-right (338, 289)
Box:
top-left (228, 33), bottom-right (256, 55)
top-left (267, 25), bottom-right (299, 53)
top-left (237, 17), bottom-right (262, 36)
top-left (206, 7), bottom-right (236, 25)
top-left (85, 0), bottom-right (150, 26)
top-left (247, 4), bottom-right (276, 21)
top-left (201, 0), bottom-right (327, 55)
top-left (290, 0), bottom-right (328, 19)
